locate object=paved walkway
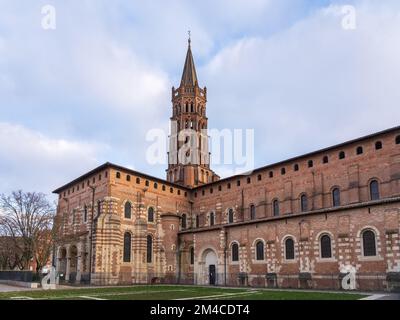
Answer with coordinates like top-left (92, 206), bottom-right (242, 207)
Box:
top-left (0, 284), bottom-right (39, 292)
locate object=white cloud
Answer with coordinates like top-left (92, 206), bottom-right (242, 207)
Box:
top-left (0, 122), bottom-right (107, 195)
top-left (202, 1), bottom-right (400, 169)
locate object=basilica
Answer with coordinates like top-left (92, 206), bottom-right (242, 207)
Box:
top-left (53, 39), bottom-right (400, 291)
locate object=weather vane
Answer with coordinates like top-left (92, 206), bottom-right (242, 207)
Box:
top-left (188, 30), bottom-right (191, 45)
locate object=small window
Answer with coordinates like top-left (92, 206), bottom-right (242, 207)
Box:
top-left (237, 180), bottom-right (241, 187)
top-left (84, 205), bottom-right (88, 222)
top-left (190, 247), bottom-right (194, 265)
top-left (181, 214), bottom-right (187, 229)
top-left (273, 200), bottom-right (279, 216)
top-left (178, 190), bottom-right (181, 195)
top-left (332, 188), bottom-right (340, 207)
top-left (97, 201), bottom-right (101, 216)
top-left (218, 185), bottom-right (222, 191)
top-left (162, 185), bottom-right (166, 191)
top-left (202, 190), bottom-right (205, 196)
top-left (247, 177), bottom-right (251, 184)
top-left (339, 151), bottom-right (345, 160)
top-left (227, 183), bottom-right (231, 189)
top-left (370, 180), bottom-right (380, 201)
top-left (269, 171), bottom-right (274, 178)
top-left (209, 212), bottom-right (215, 226)
top-left (294, 164), bottom-right (299, 172)
top-left (356, 146), bottom-right (363, 155)
top-left (256, 241), bottom-right (264, 261)
top-left (362, 230), bottom-right (377, 257)
top-left (300, 194), bottom-right (308, 212)
top-left (250, 205), bottom-right (256, 220)
top-left (126, 175), bottom-right (131, 182)
top-left (281, 168), bottom-right (286, 175)
top-left (308, 160), bottom-right (313, 168)
top-left (228, 209), bottom-right (234, 223)
top-left (116, 172), bottom-right (121, 179)
top-left (285, 238), bottom-right (295, 260)
top-left (170, 188), bottom-right (174, 194)
top-left (375, 141), bottom-right (383, 150)
top-left (194, 192), bottom-right (197, 198)
top-left (148, 207), bottom-right (154, 222)
top-left (145, 180), bottom-right (150, 187)
top-left (320, 235), bottom-right (332, 258)
top-left (231, 243), bottom-right (239, 262)
top-left (123, 232), bottom-right (132, 263)
top-left (147, 235), bottom-right (153, 263)
top-left (257, 174), bottom-right (262, 181)
top-left (210, 188), bottom-right (213, 194)
top-left (396, 135), bottom-right (400, 145)
top-left (323, 156), bottom-right (329, 164)
top-left (154, 183), bottom-right (158, 189)
top-left (124, 202), bottom-right (132, 219)
top-left (196, 214), bottom-right (200, 228)
top-left (136, 177), bottom-right (140, 184)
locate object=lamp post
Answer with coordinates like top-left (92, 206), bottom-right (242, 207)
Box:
top-left (88, 186), bottom-right (96, 285)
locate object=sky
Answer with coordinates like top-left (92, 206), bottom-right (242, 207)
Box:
top-left (1, 0), bottom-right (400, 199)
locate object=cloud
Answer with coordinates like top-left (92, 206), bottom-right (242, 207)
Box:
top-left (202, 1), bottom-right (400, 172)
top-left (0, 0), bottom-right (400, 186)
top-left (0, 122), bottom-right (108, 195)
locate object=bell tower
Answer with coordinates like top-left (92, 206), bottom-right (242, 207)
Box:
top-left (167, 36), bottom-right (219, 188)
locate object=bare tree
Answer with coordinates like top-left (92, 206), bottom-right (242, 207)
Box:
top-left (0, 190), bottom-right (55, 271)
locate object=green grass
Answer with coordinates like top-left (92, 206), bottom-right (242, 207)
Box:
top-left (0, 285), bottom-right (366, 300)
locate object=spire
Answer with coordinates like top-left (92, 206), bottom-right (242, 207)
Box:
top-left (181, 32), bottom-right (198, 87)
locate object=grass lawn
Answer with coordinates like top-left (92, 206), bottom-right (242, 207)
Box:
top-left (0, 285), bottom-right (366, 300)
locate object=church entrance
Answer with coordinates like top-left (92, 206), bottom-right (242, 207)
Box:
top-left (198, 248), bottom-right (219, 285)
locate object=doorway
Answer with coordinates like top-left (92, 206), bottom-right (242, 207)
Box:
top-left (209, 264), bottom-right (216, 285)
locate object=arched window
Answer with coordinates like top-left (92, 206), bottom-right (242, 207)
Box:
top-left (370, 180), bottom-right (380, 201)
top-left (362, 230), bottom-right (377, 257)
top-left (181, 214), bottom-right (187, 229)
top-left (148, 207), bottom-right (154, 222)
top-left (256, 241), bottom-right (264, 261)
top-left (273, 200), bottom-right (279, 216)
top-left (116, 172), bottom-right (121, 179)
top-left (356, 146), bottom-right (363, 155)
top-left (250, 205), bottom-right (256, 220)
top-left (308, 160), bottom-right (314, 168)
top-left (320, 235), bottom-right (332, 258)
top-left (147, 235), bottom-right (153, 263)
top-left (231, 243), bottom-right (239, 262)
top-left (190, 247), bottom-right (194, 265)
top-left (332, 188), bottom-right (341, 207)
top-left (396, 135), bottom-right (400, 145)
top-left (209, 212), bottom-right (215, 226)
top-left (339, 151), bottom-right (345, 160)
top-left (124, 202), bottom-right (132, 219)
top-left (123, 232), bottom-right (131, 262)
top-left (294, 164), bottom-right (299, 171)
top-left (228, 209), bottom-right (234, 223)
top-left (375, 141), bottom-right (383, 150)
top-left (301, 194), bottom-right (308, 212)
top-left (323, 156), bottom-right (329, 164)
top-left (285, 238), bottom-right (295, 260)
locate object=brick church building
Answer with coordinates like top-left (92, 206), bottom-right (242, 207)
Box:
top-left (53, 39), bottom-right (400, 291)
